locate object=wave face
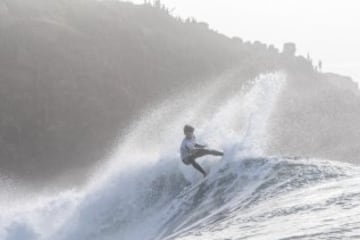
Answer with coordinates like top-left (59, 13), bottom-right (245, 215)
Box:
top-left (2, 72), bottom-right (360, 240)
top-left (158, 158), bottom-right (360, 240)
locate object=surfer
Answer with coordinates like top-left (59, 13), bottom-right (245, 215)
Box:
top-left (180, 125), bottom-right (224, 177)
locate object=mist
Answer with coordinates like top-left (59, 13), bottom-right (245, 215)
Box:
top-left (1, 1), bottom-right (360, 239)
top-left (1, 0), bottom-right (359, 190)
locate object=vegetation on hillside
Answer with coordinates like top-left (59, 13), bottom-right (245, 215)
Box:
top-left (0, 0), bottom-right (324, 186)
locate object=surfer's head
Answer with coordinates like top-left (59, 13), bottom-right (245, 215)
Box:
top-left (183, 125), bottom-right (194, 138)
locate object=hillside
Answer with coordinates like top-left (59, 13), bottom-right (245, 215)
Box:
top-left (269, 71), bottom-right (360, 163)
top-left (0, 0), bottom-right (358, 188)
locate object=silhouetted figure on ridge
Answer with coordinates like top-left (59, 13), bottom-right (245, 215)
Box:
top-left (318, 60), bottom-right (322, 72)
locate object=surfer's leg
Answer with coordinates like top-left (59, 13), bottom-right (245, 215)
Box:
top-left (209, 150), bottom-right (224, 156)
top-left (192, 149), bottom-right (213, 158)
top-left (193, 149), bottom-right (223, 158)
top-left (187, 149), bottom-right (223, 177)
top-left (188, 158), bottom-right (207, 177)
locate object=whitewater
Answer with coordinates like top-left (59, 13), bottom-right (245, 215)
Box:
top-left (2, 72), bottom-right (360, 240)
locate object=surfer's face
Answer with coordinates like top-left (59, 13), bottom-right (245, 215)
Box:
top-left (184, 130), bottom-right (194, 139)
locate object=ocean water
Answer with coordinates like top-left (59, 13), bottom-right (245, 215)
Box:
top-left (2, 72), bottom-right (360, 240)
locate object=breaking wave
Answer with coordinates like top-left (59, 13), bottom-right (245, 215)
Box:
top-left (2, 72), bottom-right (360, 240)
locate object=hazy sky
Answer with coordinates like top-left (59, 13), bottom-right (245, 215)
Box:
top-left (130, 0), bottom-right (359, 84)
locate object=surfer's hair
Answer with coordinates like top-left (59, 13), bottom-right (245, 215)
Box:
top-left (184, 125), bottom-right (195, 133)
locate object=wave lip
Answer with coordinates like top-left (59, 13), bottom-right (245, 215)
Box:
top-left (157, 157), bottom-right (360, 240)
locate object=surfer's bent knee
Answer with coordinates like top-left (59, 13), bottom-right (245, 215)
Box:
top-left (183, 156), bottom-right (196, 165)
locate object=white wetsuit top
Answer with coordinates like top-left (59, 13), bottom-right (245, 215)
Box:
top-left (180, 136), bottom-right (196, 160)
